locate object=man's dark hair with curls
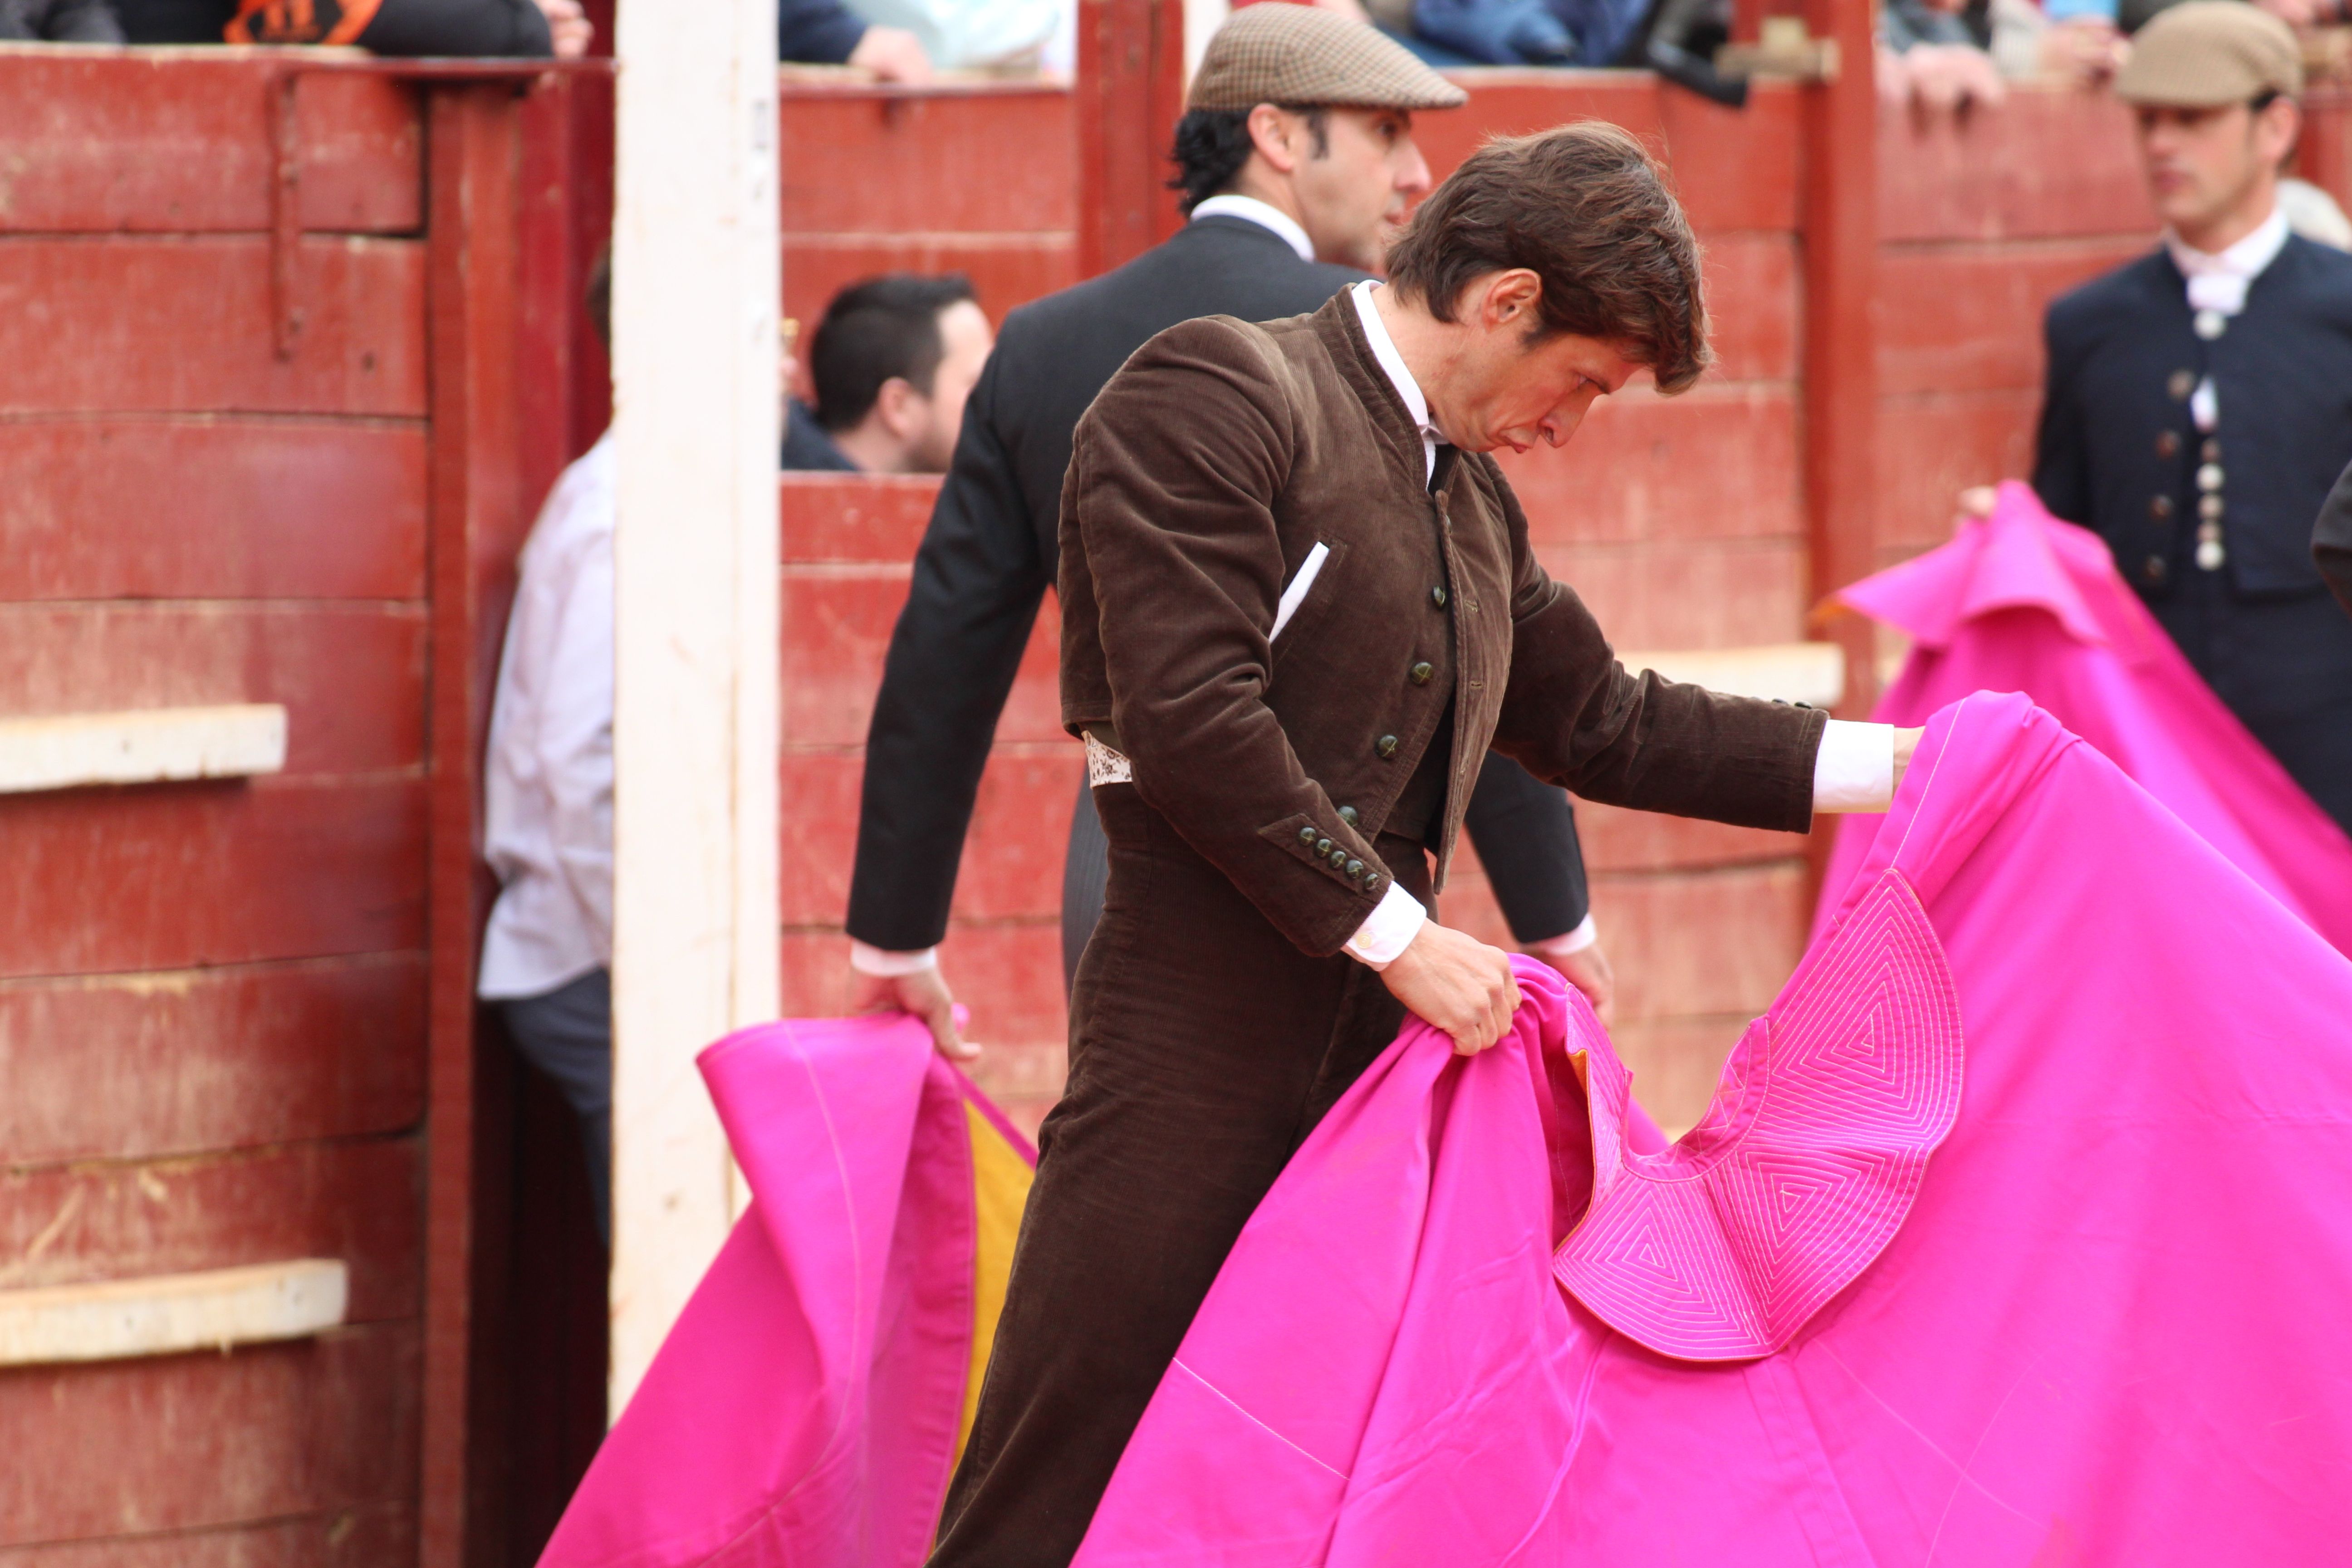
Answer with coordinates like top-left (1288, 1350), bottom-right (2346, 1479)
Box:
top-left (1166, 105), bottom-right (1329, 214)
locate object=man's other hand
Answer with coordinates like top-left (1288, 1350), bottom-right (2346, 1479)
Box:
top-left (848, 24), bottom-right (934, 84)
top-left (1381, 923), bottom-right (1522, 1056)
top-left (853, 963), bottom-right (979, 1062)
top-left (1894, 727), bottom-right (1925, 793)
top-left (1535, 938), bottom-right (1615, 1029)
top-left (1955, 485), bottom-right (1997, 532)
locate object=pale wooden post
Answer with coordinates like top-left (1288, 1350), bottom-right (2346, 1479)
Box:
top-left (609, 0), bottom-right (782, 1416)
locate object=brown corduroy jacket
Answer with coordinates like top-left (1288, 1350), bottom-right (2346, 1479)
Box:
top-left (1058, 293), bottom-right (1828, 958)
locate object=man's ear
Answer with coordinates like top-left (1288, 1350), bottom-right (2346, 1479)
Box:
top-left (869, 376), bottom-right (923, 440)
top-left (1246, 103), bottom-right (1305, 176)
top-left (2258, 96), bottom-right (2303, 166)
top-left (1476, 269), bottom-right (1545, 332)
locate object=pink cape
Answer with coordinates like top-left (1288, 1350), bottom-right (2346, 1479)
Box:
top-left (1078, 693), bottom-right (2352, 1564)
top-left (1818, 480), bottom-right (2352, 951)
top-left (539, 1014), bottom-right (1034, 1568)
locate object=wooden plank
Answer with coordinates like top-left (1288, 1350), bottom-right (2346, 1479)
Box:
top-left (1878, 86), bottom-right (2153, 245)
top-left (784, 235), bottom-right (1077, 331)
top-left (1417, 72), bottom-right (1668, 182)
top-left (0, 1259), bottom-right (348, 1367)
top-left (0, 1138), bottom-right (420, 1324)
top-left (0, 705), bottom-right (285, 795)
top-left (781, 567), bottom-right (1062, 747)
top-left (1877, 239), bottom-right (2143, 397)
top-left (0, 1322), bottom-right (420, 1548)
top-left (780, 85), bottom-right (1077, 236)
top-left (1661, 79), bottom-right (1801, 235)
top-left (0, 235), bottom-right (426, 417)
top-left (1075, 0), bottom-right (1186, 275)
top-left (1495, 387), bottom-right (1803, 547)
top-left (1875, 388), bottom-right (2041, 557)
top-left (1610, 1014), bottom-right (1748, 1137)
top-left (0, 604), bottom-right (426, 777)
top-left (779, 919), bottom-right (1067, 1048)
top-left (1697, 231), bottom-right (1797, 384)
top-left (1619, 641), bottom-right (1842, 706)
top-left (0, 55), bottom-right (421, 235)
top-left (0, 1500), bottom-right (416, 1568)
top-left (0, 417), bottom-right (428, 602)
top-left (0, 955), bottom-right (428, 1167)
top-left (779, 472), bottom-right (941, 564)
top-left (0, 776), bottom-right (426, 979)
top-left (1536, 538), bottom-right (1806, 650)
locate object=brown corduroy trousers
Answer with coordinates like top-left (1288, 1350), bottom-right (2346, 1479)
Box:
top-left (928, 779), bottom-right (1429, 1566)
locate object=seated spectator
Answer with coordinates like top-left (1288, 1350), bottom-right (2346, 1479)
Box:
top-left (784, 274), bottom-right (993, 475)
top-left (1879, 0), bottom-right (2008, 111)
top-left (0, 0), bottom-right (122, 39)
top-left (114, 0), bottom-right (590, 55)
top-left (840, 0), bottom-right (1059, 71)
top-left (782, 0), bottom-right (933, 82)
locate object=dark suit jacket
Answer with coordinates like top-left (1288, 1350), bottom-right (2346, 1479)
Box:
top-left (1061, 298), bottom-right (1824, 955)
top-left (849, 216), bottom-right (1590, 951)
top-left (2318, 458), bottom-right (2352, 616)
top-left (2033, 237), bottom-right (2352, 828)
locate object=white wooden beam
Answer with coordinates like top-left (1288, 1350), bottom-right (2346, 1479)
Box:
top-left (1619, 641), bottom-right (1846, 710)
top-left (609, 0), bottom-right (782, 1416)
top-left (0, 1259), bottom-right (347, 1366)
top-left (0, 704), bottom-right (286, 794)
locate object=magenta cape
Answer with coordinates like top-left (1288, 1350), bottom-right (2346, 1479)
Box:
top-left (539, 1014), bottom-right (1034, 1568)
top-left (1078, 693), bottom-right (2352, 1564)
top-left (1818, 480), bottom-right (2352, 952)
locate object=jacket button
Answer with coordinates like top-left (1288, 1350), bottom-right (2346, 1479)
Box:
top-left (2149, 495), bottom-right (2173, 521)
top-left (1345, 859), bottom-right (1364, 880)
top-left (1429, 585), bottom-right (1447, 609)
top-left (2143, 554), bottom-right (2168, 584)
top-left (1298, 825), bottom-right (1317, 845)
top-left (1314, 837), bottom-right (1333, 857)
top-left (1375, 735), bottom-right (1399, 760)
top-left (2198, 494), bottom-right (2224, 521)
top-left (1408, 661), bottom-right (1433, 686)
top-left (2155, 431), bottom-right (2180, 459)
top-left (2167, 369), bottom-right (2195, 400)
top-left (2202, 438), bottom-right (2221, 462)
top-left (1364, 873), bottom-right (1383, 893)
top-left (2197, 463), bottom-right (2224, 491)
top-left (1338, 805), bottom-right (1358, 826)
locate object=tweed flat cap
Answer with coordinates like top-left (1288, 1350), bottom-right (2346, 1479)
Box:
top-left (1188, 3), bottom-right (1468, 113)
top-left (2114, 1), bottom-right (2301, 105)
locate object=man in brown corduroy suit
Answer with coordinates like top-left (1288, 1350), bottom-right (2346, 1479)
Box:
top-left (930, 120), bottom-right (1920, 1566)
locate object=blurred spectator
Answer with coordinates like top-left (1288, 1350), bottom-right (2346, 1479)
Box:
top-left (1879, 0), bottom-right (2008, 111)
top-left (2029, 3), bottom-right (2352, 830)
top-left (782, 0), bottom-right (933, 82)
top-left (2281, 176), bottom-right (2352, 249)
top-left (842, 0), bottom-right (1058, 70)
top-left (0, 0), bottom-right (122, 39)
top-left (786, 274), bottom-right (993, 475)
top-left (114, 0), bottom-right (590, 54)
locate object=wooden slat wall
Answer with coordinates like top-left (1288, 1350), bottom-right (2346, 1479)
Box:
top-left (0, 54), bottom-right (432, 1566)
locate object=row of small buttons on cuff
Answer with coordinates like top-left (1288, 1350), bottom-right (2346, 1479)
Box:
top-left (1298, 807), bottom-right (1382, 893)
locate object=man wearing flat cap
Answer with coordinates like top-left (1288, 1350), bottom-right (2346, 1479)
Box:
top-left (2032, 0), bottom-right (2352, 829)
top-left (852, 4), bottom-right (1620, 1066)
top-left (929, 122), bottom-right (1917, 1564)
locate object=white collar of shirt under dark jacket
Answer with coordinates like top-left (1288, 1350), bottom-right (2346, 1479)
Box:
top-left (2165, 205), bottom-right (2291, 319)
top-left (1348, 281), bottom-right (1441, 485)
top-left (1187, 195), bottom-right (1314, 263)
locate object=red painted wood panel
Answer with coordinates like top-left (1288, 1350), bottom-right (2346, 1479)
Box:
top-left (0, 1323), bottom-right (421, 1548)
top-left (0, 777), bottom-right (426, 979)
top-left (1570, 797), bottom-right (1808, 874)
top-left (0, 604), bottom-right (426, 775)
top-left (1877, 239), bottom-right (2143, 397)
top-left (779, 85), bottom-right (1077, 235)
top-left (1417, 72), bottom-right (1667, 180)
top-left (0, 1137), bottom-right (421, 1320)
top-left (1697, 231), bottom-right (1797, 385)
top-left (780, 921), bottom-right (1065, 1047)
top-left (781, 567), bottom-right (1061, 747)
top-left (781, 473), bottom-right (940, 564)
top-left (784, 237), bottom-right (1077, 331)
top-left (1496, 387), bottom-right (1803, 547)
top-left (779, 745), bottom-right (1076, 927)
top-left (1878, 87), bottom-right (2153, 245)
top-left (0, 955), bottom-right (427, 1166)
top-left (0, 58), bottom-right (421, 235)
top-left (0, 1501), bottom-right (416, 1568)
top-left (0, 235), bottom-right (427, 416)
top-left (0, 418), bottom-right (428, 601)
top-left (1876, 389), bottom-right (2041, 557)
top-left (1536, 539), bottom-right (1805, 651)
top-left (1612, 1014), bottom-right (1745, 1135)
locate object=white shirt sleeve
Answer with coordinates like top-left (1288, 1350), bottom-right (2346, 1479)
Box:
top-left (1343, 880), bottom-right (1428, 969)
top-left (1811, 719), bottom-right (1896, 813)
top-left (1526, 912), bottom-right (1599, 959)
top-left (539, 529), bottom-right (617, 964)
top-left (850, 941), bottom-right (940, 977)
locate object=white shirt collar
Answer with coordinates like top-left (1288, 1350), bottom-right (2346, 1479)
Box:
top-left (1188, 195), bottom-right (1314, 263)
top-left (1348, 281), bottom-right (1441, 484)
top-left (2165, 205), bottom-right (2291, 318)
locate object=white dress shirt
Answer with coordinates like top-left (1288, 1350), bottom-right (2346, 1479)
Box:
top-left (1187, 194), bottom-right (1316, 262)
top-left (2165, 205), bottom-right (2290, 434)
top-left (479, 432), bottom-right (616, 1001)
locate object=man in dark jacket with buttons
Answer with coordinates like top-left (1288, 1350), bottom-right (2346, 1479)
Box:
top-left (2033, 2), bottom-right (2352, 829)
top-left (849, 5), bottom-right (1615, 1054)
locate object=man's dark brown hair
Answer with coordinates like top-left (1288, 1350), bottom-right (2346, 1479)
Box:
top-left (1384, 122), bottom-right (1710, 394)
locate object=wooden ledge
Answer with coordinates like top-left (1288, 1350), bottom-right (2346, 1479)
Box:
top-left (0, 704), bottom-right (288, 794)
top-left (1619, 641), bottom-right (1846, 710)
top-left (0, 1259), bottom-right (348, 1366)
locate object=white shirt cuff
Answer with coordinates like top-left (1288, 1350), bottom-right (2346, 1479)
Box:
top-left (1343, 881), bottom-right (1427, 969)
top-left (1525, 912), bottom-right (1599, 958)
top-left (849, 940), bottom-right (939, 977)
top-left (1812, 719), bottom-right (1896, 813)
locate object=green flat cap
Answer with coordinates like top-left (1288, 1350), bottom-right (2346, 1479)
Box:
top-left (2114, 0), bottom-right (2302, 106)
top-left (1187, 3), bottom-right (1469, 113)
